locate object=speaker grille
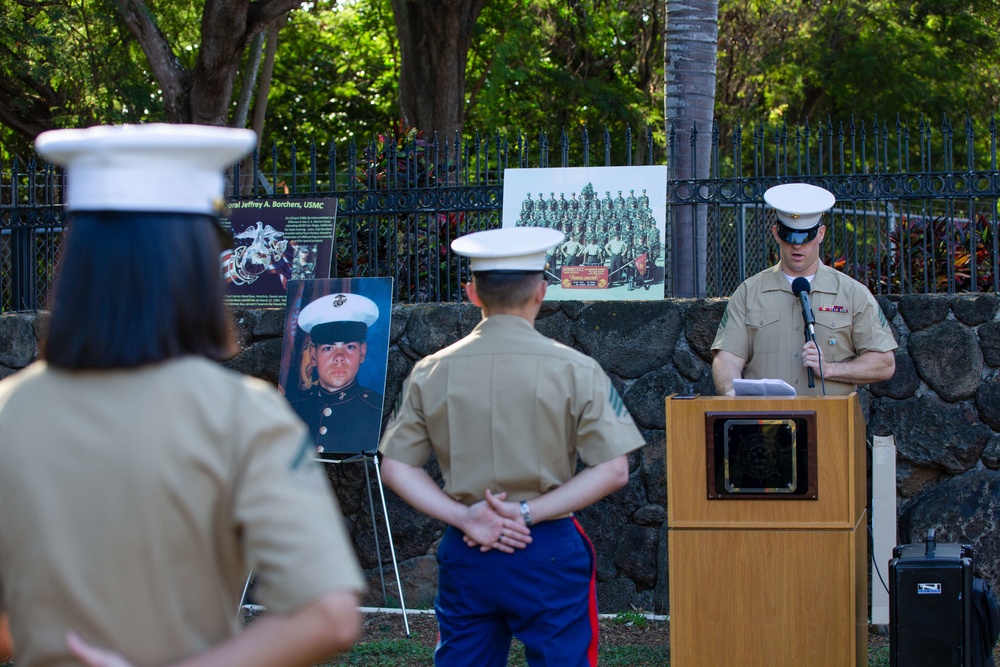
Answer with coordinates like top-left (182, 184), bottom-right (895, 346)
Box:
top-left (892, 562), bottom-right (969, 667)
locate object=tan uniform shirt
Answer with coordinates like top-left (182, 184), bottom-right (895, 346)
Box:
top-left (379, 315), bottom-right (646, 505)
top-left (561, 240), bottom-right (583, 258)
top-left (711, 262), bottom-right (897, 396)
top-left (0, 357), bottom-right (363, 667)
top-left (604, 239), bottom-right (627, 256)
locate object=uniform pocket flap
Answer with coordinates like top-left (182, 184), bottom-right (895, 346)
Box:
top-left (747, 309), bottom-right (781, 328)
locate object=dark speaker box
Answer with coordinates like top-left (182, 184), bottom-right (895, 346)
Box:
top-left (890, 540), bottom-right (973, 667)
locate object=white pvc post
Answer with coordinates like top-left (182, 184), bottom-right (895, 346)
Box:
top-left (871, 434), bottom-right (897, 626)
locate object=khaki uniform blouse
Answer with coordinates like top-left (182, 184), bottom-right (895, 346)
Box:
top-left (380, 315), bottom-right (646, 505)
top-left (0, 357), bottom-right (363, 667)
top-left (711, 262), bottom-right (897, 395)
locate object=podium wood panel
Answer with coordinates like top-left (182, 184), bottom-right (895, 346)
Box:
top-left (666, 394), bottom-right (868, 666)
top-left (668, 519), bottom-right (867, 667)
top-left (666, 395), bottom-right (865, 529)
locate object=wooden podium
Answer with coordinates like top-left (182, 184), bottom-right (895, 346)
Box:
top-left (666, 394), bottom-right (868, 667)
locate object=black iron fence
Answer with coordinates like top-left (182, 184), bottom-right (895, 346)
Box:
top-left (686, 115), bottom-right (1000, 298)
top-left (2, 115), bottom-right (998, 312)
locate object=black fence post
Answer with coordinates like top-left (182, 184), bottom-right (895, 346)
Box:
top-left (10, 157), bottom-right (38, 312)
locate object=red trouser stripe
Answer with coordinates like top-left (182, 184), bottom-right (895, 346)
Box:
top-left (572, 516), bottom-right (600, 667)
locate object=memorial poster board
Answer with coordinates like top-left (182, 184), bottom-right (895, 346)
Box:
top-left (221, 198), bottom-right (337, 309)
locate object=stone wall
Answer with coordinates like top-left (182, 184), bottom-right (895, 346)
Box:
top-left (2, 293), bottom-right (998, 613)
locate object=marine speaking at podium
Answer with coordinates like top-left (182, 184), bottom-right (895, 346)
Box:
top-left (710, 183), bottom-right (897, 397)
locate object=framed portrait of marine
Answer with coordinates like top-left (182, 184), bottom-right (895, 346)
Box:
top-left (501, 165), bottom-right (667, 301)
top-left (279, 277), bottom-right (394, 457)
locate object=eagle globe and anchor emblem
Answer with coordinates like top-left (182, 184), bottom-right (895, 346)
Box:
top-left (226, 221), bottom-right (288, 285)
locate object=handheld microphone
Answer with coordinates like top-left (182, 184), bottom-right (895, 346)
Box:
top-left (791, 277), bottom-right (815, 336)
top-left (791, 277), bottom-right (816, 388)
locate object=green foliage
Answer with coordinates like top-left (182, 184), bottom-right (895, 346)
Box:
top-left (263, 0), bottom-right (399, 145)
top-left (863, 213), bottom-right (997, 293)
top-left (316, 634), bottom-right (671, 667)
top-left (465, 0), bottom-right (664, 163)
top-left (317, 638), bottom-right (435, 665)
top-left (359, 125), bottom-right (440, 188)
top-left (260, 0), bottom-right (666, 163)
top-left (598, 644), bottom-right (670, 666)
top-left (612, 609), bottom-right (650, 628)
top-left (0, 0), bottom-right (162, 153)
top-left (869, 645), bottom-right (890, 667)
top-left (716, 0), bottom-right (1000, 129)
top-left (145, 0), bottom-right (203, 69)
top-left (7, 0), bottom-right (1000, 175)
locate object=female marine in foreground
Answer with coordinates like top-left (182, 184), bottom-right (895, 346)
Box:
top-left (0, 124), bottom-right (363, 667)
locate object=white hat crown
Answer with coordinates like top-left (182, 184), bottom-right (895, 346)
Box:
top-left (298, 293), bottom-right (379, 334)
top-left (763, 183), bottom-right (835, 230)
top-left (451, 227), bottom-right (565, 272)
top-left (35, 124), bottom-right (257, 216)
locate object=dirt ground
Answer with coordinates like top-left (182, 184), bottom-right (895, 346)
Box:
top-left (357, 609), bottom-right (671, 649)
top-left (348, 612), bottom-right (670, 649)
top-left (354, 610), bottom-right (894, 655)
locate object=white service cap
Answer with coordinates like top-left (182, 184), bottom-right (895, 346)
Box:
top-left (298, 293), bottom-right (379, 344)
top-left (763, 183), bottom-right (835, 242)
top-left (451, 227), bottom-right (565, 272)
top-left (34, 124), bottom-right (257, 215)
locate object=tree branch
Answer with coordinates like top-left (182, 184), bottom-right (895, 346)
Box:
top-left (0, 74), bottom-right (53, 144)
top-left (246, 0), bottom-right (301, 36)
top-left (190, 0), bottom-right (251, 124)
top-left (112, 0), bottom-right (191, 122)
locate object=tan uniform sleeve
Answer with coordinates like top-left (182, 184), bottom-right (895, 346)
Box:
top-left (711, 282), bottom-right (751, 360)
top-left (379, 373), bottom-right (434, 467)
top-left (575, 363), bottom-right (646, 467)
top-left (849, 287), bottom-right (898, 354)
top-left (231, 384), bottom-right (364, 614)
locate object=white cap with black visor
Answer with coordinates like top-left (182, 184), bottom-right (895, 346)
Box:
top-left (763, 183), bottom-right (836, 245)
top-left (297, 293), bottom-right (379, 345)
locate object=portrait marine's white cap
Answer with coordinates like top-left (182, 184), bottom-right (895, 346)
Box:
top-left (298, 292), bottom-right (379, 345)
top-left (34, 123), bottom-right (257, 215)
top-left (451, 227), bottom-right (565, 272)
top-left (764, 183), bottom-right (835, 244)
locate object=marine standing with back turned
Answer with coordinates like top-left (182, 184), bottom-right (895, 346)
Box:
top-left (379, 226), bottom-right (646, 666)
top-left (0, 124), bottom-right (363, 667)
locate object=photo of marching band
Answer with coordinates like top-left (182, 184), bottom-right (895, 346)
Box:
top-left (501, 166), bottom-right (667, 301)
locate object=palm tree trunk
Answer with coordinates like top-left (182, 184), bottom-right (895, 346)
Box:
top-left (665, 0), bottom-right (718, 297)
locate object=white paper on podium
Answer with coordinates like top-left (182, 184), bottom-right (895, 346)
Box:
top-left (732, 378), bottom-right (796, 396)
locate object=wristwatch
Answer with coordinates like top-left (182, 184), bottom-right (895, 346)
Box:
top-left (519, 500), bottom-right (533, 527)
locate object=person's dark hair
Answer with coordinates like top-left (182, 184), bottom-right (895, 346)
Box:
top-left (44, 212), bottom-right (235, 369)
top-left (471, 272), bottom-right (543, 310)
